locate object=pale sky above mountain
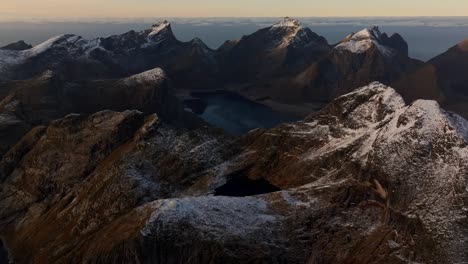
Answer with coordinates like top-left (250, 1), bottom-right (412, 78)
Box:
top-left (0, 0), bottom-right (467, 19)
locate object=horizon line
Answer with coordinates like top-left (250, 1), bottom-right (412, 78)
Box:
top-left (1, 15), bottom-right (468, 22)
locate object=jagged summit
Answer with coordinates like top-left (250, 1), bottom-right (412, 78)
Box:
top-left (149, 20), bottom-right (172, 36)
top-left (265, 17), bottom-right (328, 49)
top-left (355, 26), bottom-right (382, 40)
top-left (335, 26), bottom-right (388, 54)
top-left (335, 26), bottom-right (409, 57)
top-left (271, 17), bottom-right (302, 29)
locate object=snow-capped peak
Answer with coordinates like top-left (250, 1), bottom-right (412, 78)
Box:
top-left (351, 26), bottom-right (382, 41)
top-left (335, 26), bottom-right (394, 56)
top-left (146, 20), bottom-right (175, 44)
top-left (149, 21), bottom-right (171, 36)
top-left (271, 17), bottom-right (302, 29)
top-left (26, 34), bottom-right (83, 56)
top-left (268, 17), bottom-right (323, 48)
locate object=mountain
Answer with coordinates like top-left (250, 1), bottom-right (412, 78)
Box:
top-left (393, 38), bottom-right (468, 118)
top-left (1, 83), bottom-right (468, 263)
top-left (218, 17), bottom-right (330, 83)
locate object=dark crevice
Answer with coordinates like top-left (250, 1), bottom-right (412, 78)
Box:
top-left (214, 173), bottom-right (281, 197)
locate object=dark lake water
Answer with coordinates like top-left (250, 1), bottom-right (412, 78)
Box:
top-left (184, 91), bottom-right (298, 135)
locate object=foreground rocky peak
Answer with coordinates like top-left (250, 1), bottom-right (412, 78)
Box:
top-left (1, 83), bottom-right (468, 263)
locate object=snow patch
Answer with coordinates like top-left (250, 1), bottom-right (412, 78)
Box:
top-left (125, 68), bottom-right (166, 84)
top-left (148, 21), bottom-right (171, 39)
top-left (140, 196), bottom-right (278, 238)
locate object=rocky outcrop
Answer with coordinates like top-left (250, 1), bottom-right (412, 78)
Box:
top-left (1, 83), bottom-right (467, 263)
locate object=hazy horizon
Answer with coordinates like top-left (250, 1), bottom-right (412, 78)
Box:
top-left (1, 0), bottom-right (468, 19)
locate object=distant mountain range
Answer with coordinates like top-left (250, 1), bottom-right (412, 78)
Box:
top-left (1, 17), bottom-right (466, 117)
top-left (1, 17), bottom-right (468, 264)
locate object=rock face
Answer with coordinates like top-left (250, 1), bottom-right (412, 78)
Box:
top-left (1, 83), bottom-right (468, 263)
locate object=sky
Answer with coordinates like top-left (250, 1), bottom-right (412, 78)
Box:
top-left (1, 0), bottom-right (468, 20)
